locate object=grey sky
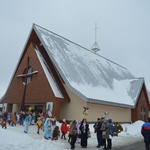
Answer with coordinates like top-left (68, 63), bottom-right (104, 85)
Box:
top-left (0, 0), bottom-right (150, 98)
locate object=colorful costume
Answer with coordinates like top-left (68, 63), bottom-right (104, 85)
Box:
top-left (24, 115), bottom-right (29, 133)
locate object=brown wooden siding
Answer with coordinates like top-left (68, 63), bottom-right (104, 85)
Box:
top-left (131, 84), bottom-right (149, 122)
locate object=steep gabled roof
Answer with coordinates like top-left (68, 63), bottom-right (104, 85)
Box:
top-left (32, 24), bottom-right (146, 108)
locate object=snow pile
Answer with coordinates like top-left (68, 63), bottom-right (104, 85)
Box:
top-left (121, 120), bottom-right (144, 136)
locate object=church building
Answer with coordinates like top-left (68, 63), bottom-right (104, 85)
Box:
top-left (1, 24), bottom-right (150, 122)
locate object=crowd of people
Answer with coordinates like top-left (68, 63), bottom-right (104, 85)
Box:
top-left (0, 110), bottom-right (116, 150)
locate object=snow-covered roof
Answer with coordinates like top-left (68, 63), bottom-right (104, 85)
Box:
top-left (33, 24), bottom-right (145, 108)
top-left (34, 46), bottom-right (64, 98)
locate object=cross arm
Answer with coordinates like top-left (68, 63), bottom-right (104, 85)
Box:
top-left (17, 71), bottom-right (38, 78)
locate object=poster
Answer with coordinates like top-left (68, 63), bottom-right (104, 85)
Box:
top-left (46, 102), bottom-right (53, 117)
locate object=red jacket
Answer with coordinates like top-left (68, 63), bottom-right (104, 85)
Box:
top-left (61, 122), bottom-right (68, 134)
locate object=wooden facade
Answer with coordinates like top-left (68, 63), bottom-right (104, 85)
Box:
top-left (131, 84), bottom-right (150, 122)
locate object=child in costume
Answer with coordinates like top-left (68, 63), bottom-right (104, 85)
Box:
top-left (52, 126), bottom-right (60, 140)
top-left (44, 118), bottom-right (51, 139)
top-left (24, 114), bottom-right (29, 133)
top-left (2, 118), bottom-right (7, 129)
top-left (36, 117), bottom-right (43, 134)
top-left (61, 119), bottom-right (68, 140)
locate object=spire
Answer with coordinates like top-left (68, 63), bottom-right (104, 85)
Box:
top-left (91, 23), bottom-right (100, 53)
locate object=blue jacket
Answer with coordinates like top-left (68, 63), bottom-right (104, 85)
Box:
top-left (44, 118), bottom-right (51, 139)
top-left (141, 122), bottom-right (150, 144)
top-left (108, 119), bottom-right (115, 136)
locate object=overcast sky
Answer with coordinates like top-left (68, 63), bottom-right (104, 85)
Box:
top-left (0, 0), bottom-right (150, 98)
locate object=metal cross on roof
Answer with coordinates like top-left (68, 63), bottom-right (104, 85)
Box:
top-left (94, 22), bottom-right (99, 43)
top-left (17, 57), bottom-right (38, 111)
top-left (91, 22), bottom-right (100, 53)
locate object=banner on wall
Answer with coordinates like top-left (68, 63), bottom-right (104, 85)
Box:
top-left (46, 102), bottom-right (53, 117)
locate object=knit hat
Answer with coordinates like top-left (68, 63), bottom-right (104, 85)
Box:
top-left (62, 119), bottom-right (66, 122)
top-left (108, 119), bottom-right (112, 123)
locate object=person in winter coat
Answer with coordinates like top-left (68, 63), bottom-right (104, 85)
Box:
top-left (67, 122), bottom-right (72, 143)
top-left (61, 119), bottom-right (68, 140)
top-left (101, 119), bottom-right (112, 150)
top-left (2, 118), bottom-right (7, 129)
top-left (51, 118), bottom-right (56, 139)
top-left (19, 111), bottom-right (23, 125)
top-left (22, 111), bottom-right (26, 125)
top-left (3, 112), bottom-right (8, 120)
top-left (31, 112), bottom-right (36, 125)
top-left (79, 118), bottom-right (89, 148)
top-left (28, 113), bottom-right (32, 125)
top-left (69, 120), bottom-right (77, 149)
top-left (93, 118), bottom-right (103, 148)
top-left (141, 117), bottom-right (150, 150)
top-left (52, 126), bottom-right (60, 141)
top-left (7, 112), bottom-right (11, 125)
top-left (108, 119), bottom-right (115, 149)
top-left (76, 120), bottom-right (81, 143)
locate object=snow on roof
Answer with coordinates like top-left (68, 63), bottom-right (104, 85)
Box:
top-left (34, 46), bottom-right (64, 98)
top-left (33, 24), bottom-right (144, 107)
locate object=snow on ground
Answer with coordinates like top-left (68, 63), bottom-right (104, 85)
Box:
top-left (0, 121), bottom-right (144, 150)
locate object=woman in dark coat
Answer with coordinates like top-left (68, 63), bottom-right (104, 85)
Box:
top-left (101, 119), bottom-right (112, 150)
top-left (69, 120), bottom-right (77, 149)
top-left (94, 118), bottom-right (103, 148)
top-left (79, 118), bottom-right (89, 148)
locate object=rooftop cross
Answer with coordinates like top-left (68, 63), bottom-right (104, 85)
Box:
top-left (93, 22), bottom-right (99, 43)
top-left (91, 22), bottom-right (100, 53)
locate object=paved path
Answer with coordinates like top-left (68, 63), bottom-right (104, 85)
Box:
top-left (113, 140), bottom-right (145, 150)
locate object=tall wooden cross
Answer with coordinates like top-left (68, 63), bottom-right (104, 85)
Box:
top-left (17, 57), bottom-right (38, 111)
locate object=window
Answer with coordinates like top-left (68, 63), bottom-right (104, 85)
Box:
top-left (22, 66), bottom-right (33, 85)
